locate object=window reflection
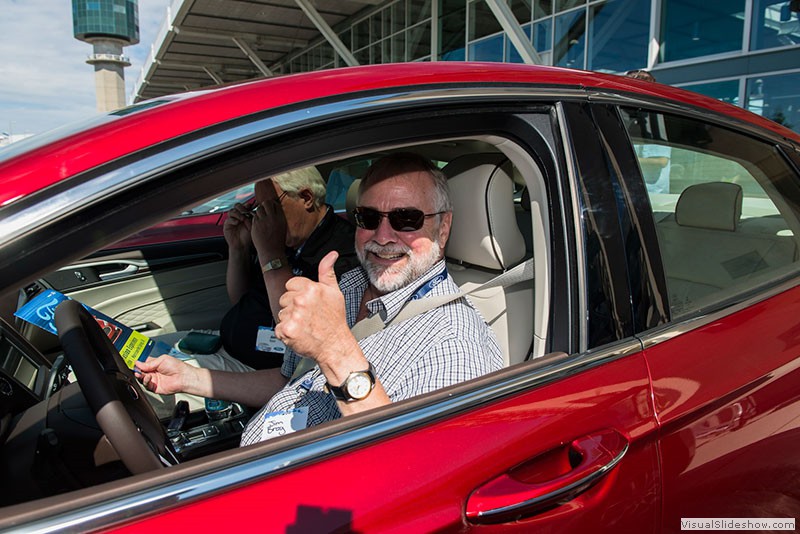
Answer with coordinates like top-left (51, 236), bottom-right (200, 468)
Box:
top-left (554, 7), bottom-right (585, 68)
top-left (750, 0), bottom-right (800, 50)
top-left (588, 0), bottom-right (650, 73)
top-left (660, 0), bottom-right (746, 62)
top-left (469, 33), bottom-right (504, 62)
top-left (746, 72), bottom-right (800, 134)
top-left (680, 80), bottom-right (741, 106)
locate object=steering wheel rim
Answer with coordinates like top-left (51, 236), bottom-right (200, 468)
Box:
top-left (55, 300), bottom-right (171, 474)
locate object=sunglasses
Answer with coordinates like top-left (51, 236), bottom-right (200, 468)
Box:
top-left (352, 207), bottom-right (445, 232)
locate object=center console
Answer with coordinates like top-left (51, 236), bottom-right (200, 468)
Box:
top-left (167, 403), bottom-right (252, 460)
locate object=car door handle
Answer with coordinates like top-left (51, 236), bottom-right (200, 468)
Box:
top-left (465, 428), bottom-right (629, 524)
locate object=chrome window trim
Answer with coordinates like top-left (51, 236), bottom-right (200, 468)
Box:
top-left (555, 102), bottom-right (588, 353)
top-left (17, 339), bottom-right (643, 533)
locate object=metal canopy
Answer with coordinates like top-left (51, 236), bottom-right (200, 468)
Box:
top-left (132, 0), bottom-right (382, 102)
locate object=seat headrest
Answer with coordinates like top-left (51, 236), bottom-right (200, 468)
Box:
top-left (675, 182), bottom-right (743, 231)
top-left (445, 156), bottom-right (526, 270)
top-left (345, 178), bottom-right (361, 225)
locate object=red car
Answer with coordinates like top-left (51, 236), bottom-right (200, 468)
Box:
top-left (1, 63), bottom-right (800, 532)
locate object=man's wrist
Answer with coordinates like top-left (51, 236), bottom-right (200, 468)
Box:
top-left (260, 256), bottom-right (287, 273)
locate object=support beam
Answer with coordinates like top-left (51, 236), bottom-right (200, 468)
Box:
top-left (294, 0), bottom-right (359, 67)
top-left (173, 26), bottom-right (306, 50)
top-left (483, 0), bottom-right (542, 64)
top-left (233, 37), bottom-right (273, 76)
top-left (202, 66), bottom-right (224, 84)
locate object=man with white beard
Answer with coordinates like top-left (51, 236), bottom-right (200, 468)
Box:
top-left (137, 153), bottom-right (502, 445)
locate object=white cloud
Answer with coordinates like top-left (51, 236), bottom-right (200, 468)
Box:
top-left (0, 0), bottom-right (171, 136)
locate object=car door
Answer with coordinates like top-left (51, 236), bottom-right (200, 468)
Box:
top-left (1, 91), bottom-right (661, 532)
top-left (606, 104), bottom-right (800, 529)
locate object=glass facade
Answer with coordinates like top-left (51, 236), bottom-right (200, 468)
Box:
top-left (72, 0), bottom-right (139, 43)
top-left (278, 0), bottom-right (800, 133)
top-left (659, 0), bottom-right (746, 62)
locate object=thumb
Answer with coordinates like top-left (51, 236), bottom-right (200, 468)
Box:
top-left (317, 251), bottom-right (340, 287)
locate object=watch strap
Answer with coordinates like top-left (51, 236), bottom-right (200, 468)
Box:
top-left (261, 257), bottom-right (285, 273)
top-left (325, 362), bottom-right (376, 402)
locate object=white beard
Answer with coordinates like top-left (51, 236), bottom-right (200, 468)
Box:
top-left (357, 240), bottom-right (442, 293)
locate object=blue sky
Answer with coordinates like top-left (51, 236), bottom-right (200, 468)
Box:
top-left (0, 0), bottom-right (171, 136)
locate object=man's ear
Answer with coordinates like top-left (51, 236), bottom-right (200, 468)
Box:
top-left (299, 188), bottom-right (315, 210)
top-left (438, 211), bottom-right (453, 247)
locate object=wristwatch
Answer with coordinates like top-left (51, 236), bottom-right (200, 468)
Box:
top-left (325, 362), bottom-right (376, 402)
top-left (261, 257), bottom-right (284, 273)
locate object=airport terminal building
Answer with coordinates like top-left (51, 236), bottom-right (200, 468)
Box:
top-left (133, 0), bottom-right (800, 133)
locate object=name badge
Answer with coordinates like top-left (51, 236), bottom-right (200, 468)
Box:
top-left (256, 326), bottom-right (287, 353)
top-left (260, 407), bottom-right (309, 441)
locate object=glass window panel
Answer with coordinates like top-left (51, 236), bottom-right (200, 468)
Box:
top-left (371, 13), bottom-right (382, 41)
top-left (506, 24), bottom-right (534, 62)
top-left (408, 22), bottom-right (432, 60)
top-left (410, 0), bottom-right (433, 24)
top-left (746, 72), bottom-right (800, 134)
top-left (355, 47), bottom-right (371, 65)
top-left (469, 33), bottom-right (504, 61)
top-left (534, 0), bottom-right (553, 19)
top-left (383, 7), bottom-right (391, 38)
top-left (382, 38), bottom-right (392, 63)
top-left (470, 0), bottom-right (503, 40)
top-left (621, 108), bottom-right (800, 317)
top-left (511, 0), bottom-right (533, 24)
top-left (681, 80), bottom-right (740, 106)
top-left (751, 0), bottom-right (800, 51)
top-left (440, 4), bottom-right (467, 60)
top-left (555, 0), bottom-right (585, 12)
top-left (554, 7), bottom-right (586, 68)
top-left (392, 31), bottom-right (406, 61)
top-left (392, 0), bottom-right (406, 33)
top-left (354, 18), bottom-right (371, 50)
top-left (338, 30), bottom-right (352, 50)
top-left (533, 19), bottom-right (552, 52)
top-left (588, 0), bottom-right (650, 73)
top-left (370, 42), bottom-right (382, 64)
top-left (660, 0), bottom-right (746, 62)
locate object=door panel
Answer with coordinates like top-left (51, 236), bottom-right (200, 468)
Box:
top-left (646, 286), bottom-right (800, 531)
top-left (113, 351), bottom-right (660, 533)
top-left (44, 236), bottom-right (230, 340)
top-left (66, 259), bottom-right (228, 336)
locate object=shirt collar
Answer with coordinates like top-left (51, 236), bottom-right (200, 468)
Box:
top-left (364, 259), bottom-right (449, 324)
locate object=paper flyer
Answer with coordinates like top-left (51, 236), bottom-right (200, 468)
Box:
top-left (14, 289), bottom-right (170, 369)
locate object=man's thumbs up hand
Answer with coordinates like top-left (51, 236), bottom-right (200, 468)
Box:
top-left (275, 250), bottom-right (353, 363)
top-left (317, 251), bottom-right (340, 288)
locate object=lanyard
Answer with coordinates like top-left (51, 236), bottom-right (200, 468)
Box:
top-left (408, 267), bottom-right (448, 301)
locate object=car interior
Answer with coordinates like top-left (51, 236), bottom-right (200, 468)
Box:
top-left (0, 135), bottom-right (552, 506)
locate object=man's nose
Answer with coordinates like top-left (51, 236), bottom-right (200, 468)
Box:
top-left (371, 214), bottom-right (398, 242)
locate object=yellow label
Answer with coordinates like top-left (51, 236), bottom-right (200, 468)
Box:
top-left (119, 330), bottom-right (149, 369)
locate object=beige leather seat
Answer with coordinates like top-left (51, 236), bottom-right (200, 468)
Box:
top-left (443, 155), bottom-right (532, 366)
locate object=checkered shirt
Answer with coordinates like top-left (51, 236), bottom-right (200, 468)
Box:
top-left (240, 259), bottom-right (502, 446)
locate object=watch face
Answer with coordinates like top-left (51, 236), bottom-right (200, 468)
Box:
top-left (345, 373), bottom-right (372, 400)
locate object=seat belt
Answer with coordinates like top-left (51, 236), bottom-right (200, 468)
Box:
top-left (290, 258), bottom-right (534, 379)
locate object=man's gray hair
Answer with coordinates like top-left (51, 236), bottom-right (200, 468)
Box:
top-left (271, 166), bottom-right (327, 208)
top-left (359, 152), bottom-right (452, 213)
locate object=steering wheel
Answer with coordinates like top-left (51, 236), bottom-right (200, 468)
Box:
top-left (55, 300), bottom-right (173, 474)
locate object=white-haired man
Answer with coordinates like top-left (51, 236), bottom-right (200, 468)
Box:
top-left (212, 166), bottom-right (358, 370)
top-left (138, 153), bottom-right (502, 445)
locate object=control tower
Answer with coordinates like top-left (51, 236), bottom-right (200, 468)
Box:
top-left (72, 0), bottom-right (140, 112)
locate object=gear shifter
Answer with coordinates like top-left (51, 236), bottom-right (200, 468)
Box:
top-left (166, 400), bottom-right (190, 434)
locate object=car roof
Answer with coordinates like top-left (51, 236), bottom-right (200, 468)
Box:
top-left (1, 62), bottom-right (797, 208)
